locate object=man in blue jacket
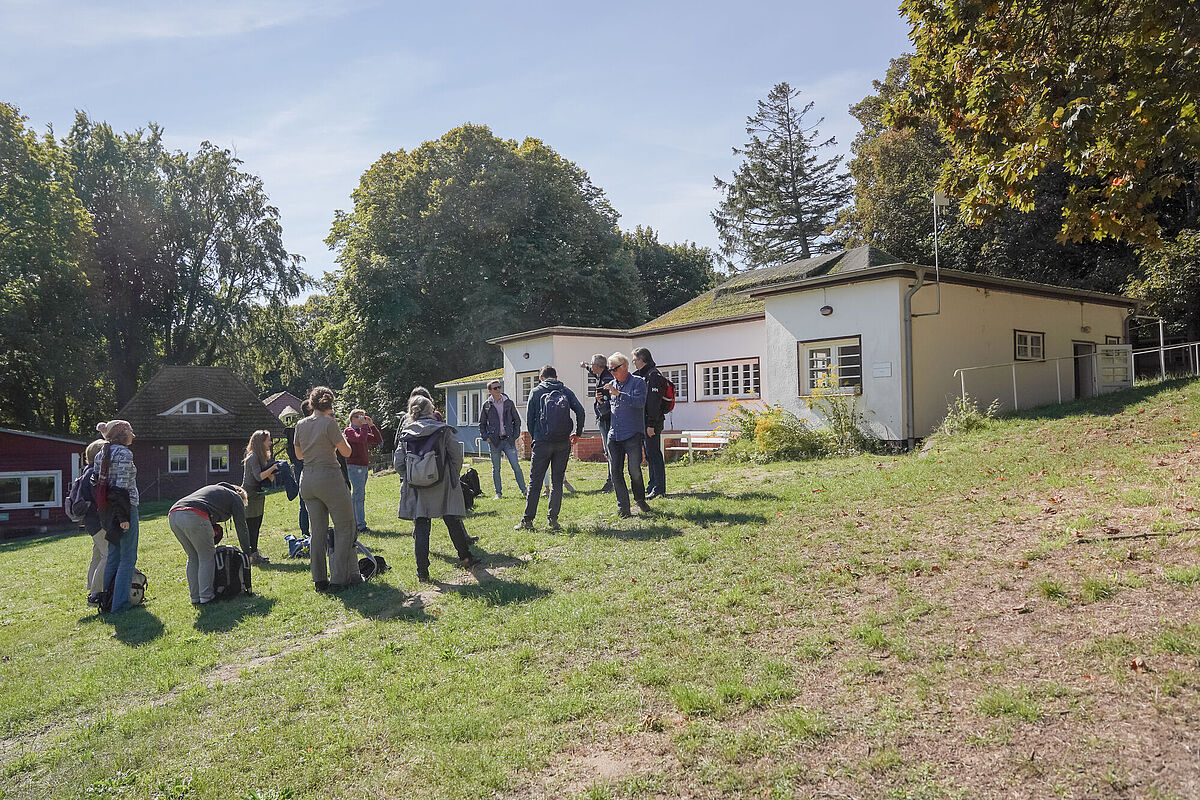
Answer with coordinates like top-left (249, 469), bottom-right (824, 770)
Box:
top-left (515, 365), bottom-right (585, 532)
top-left (605, 352), bottom-right (654, 518)
top-left (479, 379), bottom-right (527, 499)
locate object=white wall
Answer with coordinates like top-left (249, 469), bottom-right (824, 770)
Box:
top-left (910, 282), bottom-right (1129, 434)
top-left (764, 280), bottom-right (907, 440)
top-left (633, 319), bottom-right (766, 431)
top-left (501, 334), bottom-right (631, 430)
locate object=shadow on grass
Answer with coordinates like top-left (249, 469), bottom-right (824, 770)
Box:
top-left (589, 522), bottom-right (684, 541)
top-left (668, 509), bottom-right (768, 527)
top-left (0, 527), bottom-right (83, 551)
top-left (77, 606), bottom-right (166, 646)
top-left (1008, 376), bottom-right (1200, 422)
top-left (450, 578), bottom-right (550, 606)
top-left (664, 490), bottom-right (781, 503)
top-left (257, 560), bottom-right (311, 572)
top-left (336, 579), bottom-right (430, 622)
top-left (194, 594), bottom-right (278, 634)
top-left (362, 525), bottom-right (413, 538)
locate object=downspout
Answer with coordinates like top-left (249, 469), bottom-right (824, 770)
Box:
top-left (902, 267), bottom-right (928, 450)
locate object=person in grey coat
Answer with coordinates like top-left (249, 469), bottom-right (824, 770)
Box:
top-left (395, 395), bottom-right (478, 582)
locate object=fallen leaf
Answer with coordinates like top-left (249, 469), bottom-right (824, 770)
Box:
top-left (1129, 658), bottom-right (1149, 673)
top-left (1017, 561), bottom-right (1030, 569)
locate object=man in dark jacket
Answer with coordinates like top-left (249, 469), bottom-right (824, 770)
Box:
top-left (633, 347), bottom-right (668, 498)
top-left (515, 365), bottom-right (585, 532)
top-left (584, 353), bottom-right (616, 492)
top-left (479, 379), bottom-right (527, 499)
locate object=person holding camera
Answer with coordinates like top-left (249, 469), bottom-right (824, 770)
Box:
top-left (344, 409), bottom-right (383, 534)
top-left (633, 347), bottom-right (668, 499)
top-left (583, 354), bottom-right (615, 492)
top-left (605, 353), bottom-right (653, 518)
top-left (479, 379), bottom-right (527, 499)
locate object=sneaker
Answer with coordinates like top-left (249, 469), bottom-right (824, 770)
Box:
top-left (416, 570), bottom-right (431, 583)
top-left (86, 594), bottom-right (101, 606)
top-left (460, 554), bottom-right (480, 569)
top-left (617, 508), bottom-right (632, 519)
top-left (645, 490), bottom-right (661, 500)
top-left (493, 493), bottom-right (502, 500)
top-left (547, 518), bottom-right (562, 532)
top-left (314, 580), bottom-right (330, 593)
top-left (468, 534), bottom-right (479, 543)
top-left (513, 520), bottom-right (534, 531)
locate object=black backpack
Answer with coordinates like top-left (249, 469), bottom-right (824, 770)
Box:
top-left (214, 546), bottom-right (252, 600)
top-left (539, 389), bottom-right (574, 441)
top-left (460, 467), bottom-right (483, 510)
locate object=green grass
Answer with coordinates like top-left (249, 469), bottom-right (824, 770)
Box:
top-left (1, 378), bottom-right (1199, 799)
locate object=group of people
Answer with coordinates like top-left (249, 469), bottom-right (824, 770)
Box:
top-left (479, 347), bottom-right (671, 530)
top-left (84, 348), bottom-right (672, 613)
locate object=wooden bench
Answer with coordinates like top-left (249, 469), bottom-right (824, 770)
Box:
top-left (666, 430), bottom-right (734, 462)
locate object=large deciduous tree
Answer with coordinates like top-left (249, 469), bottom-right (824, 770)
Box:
top-left (622, 226), bottom-right (719, 320)
top-left (327, 124), bottom-right (645, 422)
top-left (712, 82), bottom-right (850, 269)
top-left (893, 0), bottom-right (1200, 246)
top-left (0, 104), bottom-right (97, 430)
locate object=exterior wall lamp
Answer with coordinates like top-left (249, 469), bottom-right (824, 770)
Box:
top-left (820, 305), bottom-right (834, 316)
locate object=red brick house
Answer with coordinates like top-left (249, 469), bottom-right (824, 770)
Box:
top-left (116, 366), bottom-right (283, 502)
top-left (0, 428), bottom-right (89, 536)
top-left (263, 390), bottom-right (304, 422)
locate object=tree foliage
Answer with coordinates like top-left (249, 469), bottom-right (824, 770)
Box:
top-left (622, 226), bottom-right (719, 320)
top-left (1127, 229), bottom-right (1200, 337)
top-left (327, 124), bottom-right (646, 422)
top-left (713, 82), bottom-right (850, 269)
top-left (893, 0), bottom-right (1200, 245)
top-left (0, 103), bottom-right (97, 430)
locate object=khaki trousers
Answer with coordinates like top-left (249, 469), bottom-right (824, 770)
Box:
top-left (87, 530), bottom-right (108, 595)
top-left (300, 465), bottom-right (360, 586)
top-left (169, 509), bottom-right (217, 603)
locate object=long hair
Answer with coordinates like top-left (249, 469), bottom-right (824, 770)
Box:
top-left (245, 430), bottom-right (272, 466)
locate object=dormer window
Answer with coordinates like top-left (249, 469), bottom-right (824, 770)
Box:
top-left (159, 397), bottom-right (229, 416)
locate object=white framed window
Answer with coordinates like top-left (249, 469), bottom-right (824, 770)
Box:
top-left (658, 364), bottom-right (689, 403)
top-left (458, 389), bottom-right (484, 426)
top-left (168, 445), bottom-right (190, 474)
top-left (159, 397), bottom-right (229, 416)
top-left (0, 471), bottom-right (62, 509)
top-left (585, 368), bottom-right (600, 395)
top-left (1014, 330), bottom-right (1045, 361)
top-left (209, 444), bottom-right (229, 472)
top-left (1105, 335), bottom-right (1123, 345)
top-left (697, 358), bottom-right (760, 400)
top-left (799, 337), bottom-right (863, 395)
top-left (517, 372), bottom-right (539, 404)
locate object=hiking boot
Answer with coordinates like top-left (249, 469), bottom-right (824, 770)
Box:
top-left (617, 508), bottom-right (632, 519)
top-left (416, 569), bottom-right (431, 583)
top-left (636, 501), bottom-right (654, 514)
top-left (645, 490), bottom-right (662, 500)
top-left (601, 480), bottom-right (613, 492)
top-left (460, 554), bottom-right (480, 569)
top-left (513, 520), bottom-right (534, 531)
top-left (547, 518), bottom-right (562, 532)
top-left (493, 493), bottom-right (502, 500)
top-left (314, 580), bottom-right (330, 593)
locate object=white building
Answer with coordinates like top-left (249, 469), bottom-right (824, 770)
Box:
top-left (438, 246), bottom-right (1138, 450)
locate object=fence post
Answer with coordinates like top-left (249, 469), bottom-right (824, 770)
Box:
top-left (958, 371), bottom-right (966, 403)
top-left (1159, 319), bottom-right (1166, 379)
top-left (1012, 365), bottom-right (1019, 411)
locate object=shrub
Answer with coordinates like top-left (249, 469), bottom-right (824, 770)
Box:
top-left (718, 398), bottom-right (881, 463)
top-left (937, 393), bottom-right (1001, 436)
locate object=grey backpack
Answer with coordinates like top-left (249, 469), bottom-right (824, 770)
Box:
top-left (400, 431), bottom-right (444, 487)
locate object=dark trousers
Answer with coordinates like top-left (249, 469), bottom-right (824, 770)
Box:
top-left (611, 433), bottom-right (646, 511)
top-left (413, 515), bottom-right (472, 572)
top-left (645, 430), bottom-right (665, 495)
top-left (598, 418), bottom-right (614, 488)
top-left (243, 514), bottom-right (263, 554)
top-left (522, 439), bottom-right (571, 523)
top-left (295, 462), bottom-right (309, 536)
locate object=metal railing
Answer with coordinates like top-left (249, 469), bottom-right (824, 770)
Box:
top-left (1132, 340), bottom-right (1200, 380)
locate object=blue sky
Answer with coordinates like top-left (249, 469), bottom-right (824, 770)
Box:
top-left (0, 0), bottom-right (912, 285)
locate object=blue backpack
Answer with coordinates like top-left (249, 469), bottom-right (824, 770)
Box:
top-left (539, 389), bottom-right (574, 441)
top-left (66, 464), bottom-right (96, 522)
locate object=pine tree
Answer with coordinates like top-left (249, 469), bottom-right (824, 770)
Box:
top-left (712, 83), bottom-right (850, 269)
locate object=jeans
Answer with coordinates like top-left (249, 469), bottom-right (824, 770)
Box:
top-left (610, 434), bottom-right (646, 511)
top-left (103, 505), bottom-right (139, 613)
top-left (347, 463), bottom-right (369, 531)
top-left (413, 515), bottom-right (473, 573)
top-left (598, 418), bottom-right (614, 488)
top-left (294, 462), bottom-right (309, 536)
top-left (645, 430), bottom-right (665, 496)
top-left (522, 439), bottom-right (571, 523)
top-left (489, 438), bottom-right (527, 496)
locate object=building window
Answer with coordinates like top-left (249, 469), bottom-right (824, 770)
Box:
top-left (658, 364), bottom-right (689, 402)
top-left (1105, 335), bottom-right (1123, 345)
top-left (160, 397), bottom-right (228, 416)
top-left (697, 358), bottom-right (760, 400)
top-left (799, 337), bottom-right (863, 395)
top-left (458, 389), bottom-right (484, 426)
top-left (1014, 330), bottom-right (1045, 361)
top-left (168, 445), bottom-right (189, 473)
top-left (209, 444), bottom-right (229, 472)
top-left (517, 372), bottom-right (539, 404)
top-left (0, 471), bottom-right (62, 508)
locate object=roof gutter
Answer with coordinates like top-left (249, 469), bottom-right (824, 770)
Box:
top-left (902, 267), bottom-right (927, 450)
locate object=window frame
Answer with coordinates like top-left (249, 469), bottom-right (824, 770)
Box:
top-left (694, 357), bottom-right (761, 401)
top-left (209, 444), bottom-right (229, 473)
top-left (168, 444), bottom-right (190, 474)
top-left (657, 363), bottom-right (689, 403)
top-left (1014, 329), bottom-right (1046, 361)
top-left (516, 371), bottom-right (539, 405)
top-left (797, 335), bottom-right (864, 396)
top-left (0, 471), bottom-right (63, 509)
top-left (458, 388), bottom-right (485, 426)
top-left (1105, 335), bottom-right (1123, 345)
top-left (159, 397), bottom-right (229, 416)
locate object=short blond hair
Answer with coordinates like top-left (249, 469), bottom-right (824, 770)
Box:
top-left (607, 352), bottom-right (629, 369)
top-left (233, 486), bottom-right (249, 506)
top-left (349, 408), bottom-right (367, 420)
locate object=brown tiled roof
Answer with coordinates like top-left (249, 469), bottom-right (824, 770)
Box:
top-left (116, 366), bottom-right (284, 442)
top-left (263, 390), bottom-right (303, 418)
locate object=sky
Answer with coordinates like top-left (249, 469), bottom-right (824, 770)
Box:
top-left (0, 0), bottom-right (913, 286)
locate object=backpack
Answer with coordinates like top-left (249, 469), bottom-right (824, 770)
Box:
top-left (401, 432), bottom-right (445, 488)
top-left (98, 568), bottom-right (147, 613)
top-left (460, 467), bottom-right (483, 510)
top-left (539, 389), bottom-right (574, 441)
top-left (66, 464), bottom-right (97, 522)
top-left (213, 545), bottom-right (252, 600)
top-left (357, 541), bottom-right (390, 580)
top-left (660, 376), bottom-right (677, 414)
top-left (91, 444), bottom-right (112, 512)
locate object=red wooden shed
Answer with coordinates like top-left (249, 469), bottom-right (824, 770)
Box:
top-left (0, 428), bottom-right (88, 537)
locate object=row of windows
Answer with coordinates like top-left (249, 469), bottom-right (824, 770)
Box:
top-left (517, 360), bottom-right (762, 406)
top-left (1015, 330), bottom-right (1123, 361)
top-left (168, 444), bottom-right (230, 474)
top-left (0, 471), bottom-right (61, 509)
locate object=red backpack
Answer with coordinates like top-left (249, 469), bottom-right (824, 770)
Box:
top-left (660, 375), bottom-right (677, 414)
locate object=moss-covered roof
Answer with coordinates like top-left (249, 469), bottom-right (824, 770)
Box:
top-left (434, 368), bottom-right (504, 389)
top-left (632, 246), bottom-right (901, 333)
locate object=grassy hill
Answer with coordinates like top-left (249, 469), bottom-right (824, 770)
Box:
top-left (2, 379), bottom-right (1198, 800)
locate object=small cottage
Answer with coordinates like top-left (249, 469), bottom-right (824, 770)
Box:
top-left (0, 428), bottom-right (87, 536)
top-left (435, 369), bottom-right (503, 457)
top-left (263, 390), bottom-right (304, 424)
top-left (116, 366), bottom-right (284, 501)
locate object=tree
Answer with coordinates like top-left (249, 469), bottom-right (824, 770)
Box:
top-left (622, 227), bottom-right (719, 320)
top-left (216, 295), bottom-right (344, 398)
top-left (712, 83), bottom-right (851, 269)
top-left (1127, 229), bottom-right (1200, 339)
top-left (0, 104), bottom-right (97, 431)
top-left (893, 0), bottom-right (1200, 246)
top-left (327, 124), bottom-right (645, 422)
